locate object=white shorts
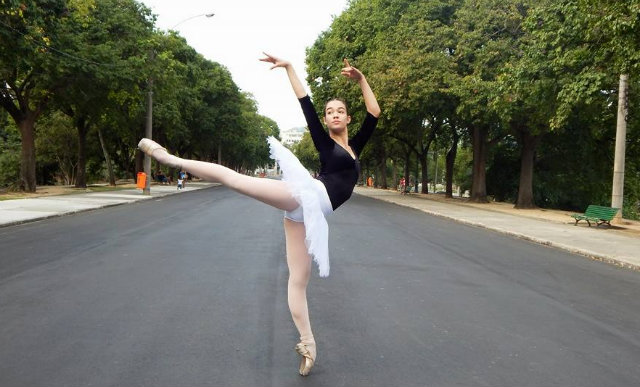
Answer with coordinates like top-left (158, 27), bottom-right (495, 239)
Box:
top-left (284, 179), bottom-right (333, 222)
top-left (267, 136), bottom-right (333, 277)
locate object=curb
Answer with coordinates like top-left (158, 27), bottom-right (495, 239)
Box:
top-left (359, 193), bottom-right (640, 272)
top-left (0, 201), bottom-right (139, 229)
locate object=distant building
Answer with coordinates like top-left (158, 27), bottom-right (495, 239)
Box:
top-left (280, 126), bottom-right (307, 146)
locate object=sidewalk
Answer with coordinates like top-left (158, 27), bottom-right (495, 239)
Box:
top-left (0, 182), bottom-right (216, 228)
top-left (354, 186), bottom-right (640, 271)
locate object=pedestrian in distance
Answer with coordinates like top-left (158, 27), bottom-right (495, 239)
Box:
top-left (137, 53), bottom-right (380, 376)
top-left (156, 169), bottom-right (169, 184)
top-left (179, 170), bottom-right (187, 188)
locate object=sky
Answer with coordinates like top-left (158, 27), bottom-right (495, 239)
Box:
top-left (139, 0), bottom-right (350, 131)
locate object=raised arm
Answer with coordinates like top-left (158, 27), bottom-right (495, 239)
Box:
top-left (341, 59), bottom-right (381, 118)
top-left (261, 52), bottom-right (333, 151)
top-left (260, 52), bottom-right (307, 99)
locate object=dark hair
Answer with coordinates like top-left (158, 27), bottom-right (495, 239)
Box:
top-left (324, 98), bottom-right (348, 115)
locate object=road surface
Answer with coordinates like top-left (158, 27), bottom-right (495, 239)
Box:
top-left (1, 186), bottom-right (639, 386)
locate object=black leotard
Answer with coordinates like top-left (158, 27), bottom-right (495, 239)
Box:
top-left (299, 95), bottom-right (378, 210)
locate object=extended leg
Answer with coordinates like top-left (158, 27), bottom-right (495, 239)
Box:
top-left (139, 139), bottom-right (299, 211)
top-left (284, 218), bottom-right (316, 375)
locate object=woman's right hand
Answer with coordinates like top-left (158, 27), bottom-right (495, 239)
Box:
top-left (261, 52), bottom-right (307, 98)
top-left (260, 52), bottom-right (290, 70)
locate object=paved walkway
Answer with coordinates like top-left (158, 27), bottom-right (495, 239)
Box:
top-left (0, 182), bottom-right (216, 227)
top-left (1, 183), bottom-right (638, 271)
top-left (354, 186), bottom-right (640, 271)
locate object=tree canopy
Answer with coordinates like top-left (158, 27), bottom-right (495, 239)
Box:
top-left (1, 0), bottom-right (278, 191)
top-left (303, 0), bottom-right (639, 218)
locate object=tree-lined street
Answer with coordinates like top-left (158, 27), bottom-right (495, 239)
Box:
top-left (2, 0), bottom-right (639, 220)
top-left (2, 1), bottom-right (640, 385)
top-left (1, 186), bottom-right (639, 386)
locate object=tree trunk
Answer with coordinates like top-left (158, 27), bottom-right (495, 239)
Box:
top-left (414, 157), bottom-right (419, 193)
top-left (419, 153), bottom-right (428, 194)
top-left (97, 127), bottom-right (116, 186)
top-left (445, 130), bottom-right (460, 198)
top-left (515, 130), bottom-right (539, 209)
top-left (18, 114), bottom-right (37, 192)
top-left (391, 159), bottom-right (397, 190)
top-left (403, 148), bottom-right (411, 192)
top-left (470, 126), bottom-right (488, 202)
top-left (75, 116), bottom-right (89, 188)
top-left (378, 148), bottom-right (388, 189)
top-left (433, 148), bottom-right (438, 193)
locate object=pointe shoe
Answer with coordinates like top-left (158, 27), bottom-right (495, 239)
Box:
top-left (295, 341), bottom-right (316, 376)
top-left (137, 138), bottom-right (182, 169)
top-left (137, 138), bottom-right (166, 157)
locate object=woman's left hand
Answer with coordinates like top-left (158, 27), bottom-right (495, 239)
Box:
top-left (341, 58), bottom-right (363, 81)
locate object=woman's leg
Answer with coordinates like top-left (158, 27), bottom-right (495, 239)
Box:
top-left (284, 218), bottom-right (316, 375)
top-left (139, 139), bottom-right (299, 211)
top-left (284, 218), bottom-right (313, 337)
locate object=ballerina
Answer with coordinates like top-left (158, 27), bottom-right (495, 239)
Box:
top-left (138, 54), bottom-right (380, 376)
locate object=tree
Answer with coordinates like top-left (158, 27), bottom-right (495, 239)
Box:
top-left (451, 0), bottom-right (525, 202)
top-left (306, 0), bottom-right (407, 187)
top-left (506, 0), bottom-right (640, 211)
top-left (0, 109), bottom-right (20, 188)
top-left (54, 0), bottom-right (154, 188)
top-left (487, 1), bottom-right (560, 208)
top-left (575, 0), bottom-right (640, 216)
top-left (36, 111), bottom-right (77, 184)
top-left (293, 132), bottom-right (320, 173)
top-left (306, 0), bottom-right (463, 192)
top-left (0, 0), bottom-right (69, 191)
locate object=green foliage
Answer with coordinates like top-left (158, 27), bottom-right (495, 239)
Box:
top-left (35, 111), bottom-right (77, 184)
top-left (0, 0), bottom-right (273, 188)
top-left (453, 145), bottom-right (472, 193)
top-left (524, 0), bottom-right (640, 129)
top-left (0, 0), bottom-right (75, 120)
top-left (0, 116), bottom-right (20, 188)
top-left (292, 132), bottom-right (320, 173)
top-left (485, 137), bottom-right (519, 201)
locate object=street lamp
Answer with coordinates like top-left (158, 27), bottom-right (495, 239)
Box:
top-left (142, 12), bottom-right (214, 195)
top-left (170, 13), bottom-right (215, 30)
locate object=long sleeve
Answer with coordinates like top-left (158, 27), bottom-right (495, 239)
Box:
top-left (299, 96), bottom-right (333, 152)
top-left (349, 112), bottom-right (378, 156)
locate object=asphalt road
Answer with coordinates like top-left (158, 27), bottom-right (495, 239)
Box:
top-left (1, 186), bottom-right (639, 387)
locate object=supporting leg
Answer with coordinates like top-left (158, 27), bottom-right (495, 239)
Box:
top-left (284, 218), bottom-right (316, 375)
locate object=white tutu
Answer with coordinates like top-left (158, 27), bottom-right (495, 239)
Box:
top-left (267, 136), bottom-right (332, 277)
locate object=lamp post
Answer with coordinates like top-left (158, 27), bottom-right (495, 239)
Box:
top-left (143, 50), bottom-right (154, 196)
top-left (142, 12), bottom-right (214, 195)
top-left (611, 73), bottom-right (628, 220)
top-left (170, 13), bottom-right (215, 30)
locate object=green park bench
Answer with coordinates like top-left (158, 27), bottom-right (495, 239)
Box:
top-left (571, 205), bottom-right (619, 227)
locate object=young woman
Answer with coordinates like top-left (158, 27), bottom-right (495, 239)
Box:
top-left (137, 54), bottom-right (380, 376)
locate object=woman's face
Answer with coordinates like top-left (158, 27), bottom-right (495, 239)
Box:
top-left (324, 100), bottom-right (351, 133)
